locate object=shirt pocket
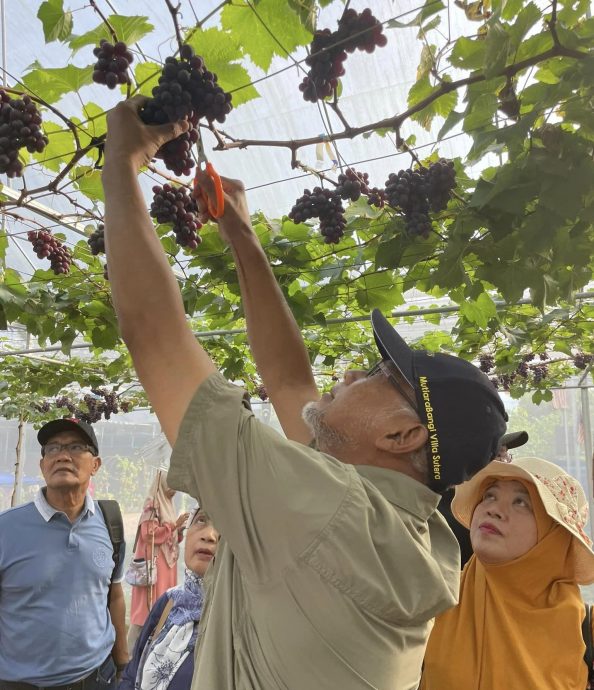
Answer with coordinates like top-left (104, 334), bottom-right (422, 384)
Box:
top-left (300, 481), bottom-right (447, 625)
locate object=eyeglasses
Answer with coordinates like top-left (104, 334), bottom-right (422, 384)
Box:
top-left (366, 359), bottom-right (418, 411)
top-left (42, 442), bottom-right (96, 458)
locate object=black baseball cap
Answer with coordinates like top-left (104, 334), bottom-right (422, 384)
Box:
top-left (37, 418), bottom-right (99, 454)
top-left (500, 430), bottom-right (528, 450)
top-left (371, 309), bottom-right (508, 492)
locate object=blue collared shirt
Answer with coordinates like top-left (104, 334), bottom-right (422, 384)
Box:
top-left (0, 489), bottom-right (125, 684)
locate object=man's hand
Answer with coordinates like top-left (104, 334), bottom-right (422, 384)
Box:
top-left (194, 171), bottom-right (253, 244)
top-left (104, 96), bottom-right (189, 172)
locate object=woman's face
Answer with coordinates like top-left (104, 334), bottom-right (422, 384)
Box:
top-left (470, 479), bottom-right (538, 565)
top-left (184, 511), bottom-right (219, 577)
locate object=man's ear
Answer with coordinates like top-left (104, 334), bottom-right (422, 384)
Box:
top-left (375, 420), bottom-right (428, 456)
top-left (91, 456), bottom-right (102, 476)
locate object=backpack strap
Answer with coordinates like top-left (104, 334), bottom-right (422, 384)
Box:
top-left (97, 499), bottom-right (124, 603)
top-left (582, 603), bottom-right (594, 683)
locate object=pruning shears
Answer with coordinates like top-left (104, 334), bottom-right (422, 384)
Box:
top-left (193, 130), bottom-right (225, 219)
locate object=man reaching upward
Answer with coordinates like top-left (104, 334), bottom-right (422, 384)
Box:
top-left (102, 98), bottom-right (507, 690)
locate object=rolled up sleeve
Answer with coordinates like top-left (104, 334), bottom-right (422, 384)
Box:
top-left (169, 373), bottom-right (351, 583)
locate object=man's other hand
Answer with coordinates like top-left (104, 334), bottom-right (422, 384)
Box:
top-left (104, 96), bottom-right (190, 172)
top-left (194, 172), bottom-right (253, 243)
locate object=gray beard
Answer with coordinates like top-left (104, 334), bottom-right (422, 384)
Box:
top-left (302, 402), bottom-right (352, 452)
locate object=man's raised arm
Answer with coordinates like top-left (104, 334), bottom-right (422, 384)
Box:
top-left (197, 172), bottom-right (319, 444)
top-left (102, 98), bottom-right (216, 445)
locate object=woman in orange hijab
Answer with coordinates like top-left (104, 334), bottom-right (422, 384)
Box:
top-left (421, 457), bottom-right (594, 690)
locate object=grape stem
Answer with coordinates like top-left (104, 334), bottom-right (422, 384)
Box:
top-left (89, 0), bottom-right (118, 43)
top-left (164, 0), bottom-right (185, 54)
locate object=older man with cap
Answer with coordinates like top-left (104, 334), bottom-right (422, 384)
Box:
top-left (102, 99), bottom-right (507, 690)
top-left (0, 418), bottom-right (128, 689)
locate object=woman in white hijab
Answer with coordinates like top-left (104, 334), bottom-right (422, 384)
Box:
top-left (119, 507), bottom-right (219, 690)
top-left (127, 469), bottom-right (189, 651)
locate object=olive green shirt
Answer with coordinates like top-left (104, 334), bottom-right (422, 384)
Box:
top-left (169, 373), bottom-right (460, 690)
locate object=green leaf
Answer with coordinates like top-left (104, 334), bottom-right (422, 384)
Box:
top-left (69, 15), bottom-right (154, 52)
top-left (408, 77), bottom-right (458, 130)
top-left (221, 0), bottom-right (311, 72)
top-left (483, 20), bottom-right (511, 78)
top-left (37, 0), bottom-right (73, 43)
top-left (134, 62), bottom-right (162, 98)
top-left (459, 292), bottom-right (497, 328)
top-left (33, 122), bottom-right (76, 173)
top-left (387, 0), bottom-right (445, 28)
top-left (450, 37), bottom-right (487, 70)
top-left (70, 166), bottom-right (104, 202)
top-left (187, 28), bottom-right (259, 107)
top-left (287, 0), bottom-right (317, 33)
top-left (508, 3), bottom-right (541, 52)
top-left (21, 63), bottom-right (93, 104)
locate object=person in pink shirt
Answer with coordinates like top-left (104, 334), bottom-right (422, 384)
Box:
top-left (127, 469), bottom-right (188, 651)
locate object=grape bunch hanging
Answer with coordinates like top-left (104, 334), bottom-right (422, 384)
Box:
top-left (87, 224), bottom-right (105, 255)
top-left (0, 90), bottom-right (48, 178)
top-left (150, 183), bottom-right (202, 249)
top-left (300, 8), bottom-right (387, 102)
top-left (289, 187), bottom-right (346, 244)
top-left (140, 44), bottom-right (232, 176)
top-left (383, 159), bottom-right (456, 238)
top-left (27, 230), bottom-right (72, 275)
top-left (38, 388), bottom-right (130, 423)
top-left (92, 40), bottom-right (134, 89)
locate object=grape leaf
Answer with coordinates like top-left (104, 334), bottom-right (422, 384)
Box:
top-left (21, 64), bottom-right (93, 104)
top-left (186, 29), bottom-right (259, 106)
top-left (33, 122), bottom-right (76, 173)
top-left (134, 62), bottom-right (162, 98)
top-left (388, 0), bottom-right (445, 28)
top-left (287, 0), bottom-right (317, 33)
top-left (37, 0), bottom-right (73, 43)
top-left (483, 20), bottom-right (511, 78)
top-left (69, 15), bottom-right (154, 53)
top-left (221, 0), bottom-right (311, 72)
top-left (70, 166), bottom-right (104, 202)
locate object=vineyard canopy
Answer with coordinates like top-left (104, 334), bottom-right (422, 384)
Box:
top-left (0, 0), bottom-right (593, 426)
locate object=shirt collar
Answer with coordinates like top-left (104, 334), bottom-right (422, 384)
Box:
top-left (34, 488), bottom-right (95, 522)
top-left (356, 465), bottom-right (441, 520)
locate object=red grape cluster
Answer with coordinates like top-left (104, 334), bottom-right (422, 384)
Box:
top-left (335, 168), bottom-right (370, 201)
top-left (155, 120), bottom-right (199, 177)
top-left (384, 160), bottom-right (456, 238)
top-left (289, 187), bottom-right (346, 244)
top-left (367, 187), bottom-right (387, 208)
top-left (45, 388), bottom-right (129, 424)
top-left (573, 353), bottom-right (592, 370)
top-left (92, 40), bottom-right (133, 89)
top-left (478, 354), bottom-right (494, 373)
top-left (141, 44), bottom-right (232, 174)
top-left (27, 230), bottom-right (72, 275)
top-left (299, 8), bottom-right (387, 102)
top-left (150, 183), bottom-right (202, 249)
top-left (0, 90), bottom-right (48, 177)
top-left (87, 224), bottom-right (105, 255)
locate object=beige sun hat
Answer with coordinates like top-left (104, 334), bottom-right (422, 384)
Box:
top-left (451, 457), bottom-right (594, 584)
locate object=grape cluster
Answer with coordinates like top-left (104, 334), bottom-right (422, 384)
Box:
top-left (87, 224), bottom-right (105, 255)
top-left (40, 388), bottom-right (130, 424)
top-left (289, 187), bottom-right (346, 244)
top-left (150, 183), bottom-right (202, 249)
top-left (141, 44), bottom-right (232, 174)
top-left (335, 168), bottom-right (370, 201)
top-left (531, 364), bottom-right (548, 383)
top-left (574, 352), bottom-right (593, 370)
top-left (92, 40), bottom-right (133, 89)
top-left (367, 187), bottom-right (387, 208)
top-left (478, 354), bottom-right (494, 373)
top-left (384, 160), bottom-right (456, 238)
top-left (256, 385), bottom-right (268, 402)
top-left (0, 90), bottom-right (48, 177)
top-left (27, 230), bottom-right (72, 275)
top-left (299, 8), bottom-right (387, 102)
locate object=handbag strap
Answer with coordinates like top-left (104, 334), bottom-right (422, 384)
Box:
top-left (583, 603), bottom-right (594, 683)
top-left (151, 598), bottom-right (174, 642)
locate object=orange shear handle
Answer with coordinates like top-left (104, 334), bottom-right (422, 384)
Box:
top-left (193, 162), bottom-right (225, 219)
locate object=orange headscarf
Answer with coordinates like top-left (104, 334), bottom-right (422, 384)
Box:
top-left (420, 479), bottom-right (587, 690)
